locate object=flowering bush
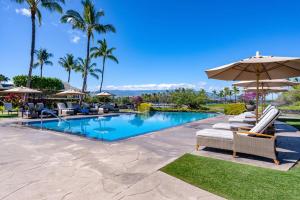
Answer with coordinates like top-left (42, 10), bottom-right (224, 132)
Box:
top-left (241, 92), bottom-right (256, 104)
top-left (132, 96), bottom-right (143, 105)
top-left (4, 94), bottom-right (22, 107)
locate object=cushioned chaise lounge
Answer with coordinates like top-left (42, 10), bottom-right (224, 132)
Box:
top-left (196, 108), bottom-right (281, 164)
top-left (213, 106), bottom-right (275, 130)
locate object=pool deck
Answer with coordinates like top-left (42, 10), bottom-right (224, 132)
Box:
top-left (0, 114), bottom-right (299, 200)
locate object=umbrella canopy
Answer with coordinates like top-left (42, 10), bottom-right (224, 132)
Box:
top-left (0, 86), bottom-right (42, 94)
top-left (244, 87), bottom-right (288, 93)
top-left (55, 90), bottom-right (85, 96)
top-left (206, 52), bottom-right (300, 81)
top-left (233, 79), bottom-right (299, 88)
top-left (206, 51), bottom-right (300, 122)
top-left (96, 92), bottom-right (115, 97)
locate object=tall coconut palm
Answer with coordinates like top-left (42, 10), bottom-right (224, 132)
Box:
top-left (12, 0), bottom-right (65, 87)
top-left (212, 89), bottom-right (217, 101)
top-left (75, 57), bottom-right (101, 91)
top-left (58, 54), bottom-right (77, 83)
top-left (224, 87), bottom-right (230, 103)
top-left (233, 86), bottom-right (240, 103)
top-left (91, 39), bottom-right (118, 92)
top-left (219, 90), bottom-right (224, 102)
top-left (61, 0), bottom-right (115, 94)
top-left (0, 74), bottom-right (9, 84)
top-left (34, 48), bottom-right (53, 77)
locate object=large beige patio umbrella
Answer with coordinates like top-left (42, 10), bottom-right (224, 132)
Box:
top-left (206, 51), bottom-right (300, 122)
top-left (96, 92), bottom-right (115, 97)
top-left (55, 90), bottom-right (85, 97)
top-left (0, 87), bottom-right (42, 94)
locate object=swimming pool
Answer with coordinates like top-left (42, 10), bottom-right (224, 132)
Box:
top-left (27, 112), bottom-right (217, 141)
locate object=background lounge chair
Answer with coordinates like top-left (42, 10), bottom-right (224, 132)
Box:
top-left (2, 102), bottom-right (18, 115)
top-left (57, 103), bottom-right (74, 116)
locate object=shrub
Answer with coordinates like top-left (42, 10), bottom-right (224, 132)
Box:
top-left (150, 106), bottom-right (211, 113)
top-left (13, 75), bottom-right (63, 91)
top-left (224, 103), bottom-right (246, 115)
top-left (138, 103), bottom-right (152, 112)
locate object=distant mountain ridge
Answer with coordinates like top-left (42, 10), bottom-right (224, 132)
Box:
top-left (91, 89), bottom-right (214, 97)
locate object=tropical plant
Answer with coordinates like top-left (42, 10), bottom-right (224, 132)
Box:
top-left (91, 39), bottom-right (118, 92)
top-left (0, 74), bottom-right (9, 83)
top-left (12, 0), bottom-right (65, 87)
top-left (58, 54), bottom-right (77, 83)
top-left (212, 89), bottom-right (217, 101)
top-left (233, 86), bottom-right (240, 103)
top-left (61, 0), bottom-right (115, 93)
top-left (13, 75), bottom-right (63, 91)
top-left (34, 48), bottom-right (53, 77)
top-left (224, 87), bottom-right (230, 103)
top-left (219, 90), bottom-right (224, 102)
top-left (74, 57), bottom-right (101, 90)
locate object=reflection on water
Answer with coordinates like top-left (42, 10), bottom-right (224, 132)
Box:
top-left (29, 112), bottom-right (217, 141)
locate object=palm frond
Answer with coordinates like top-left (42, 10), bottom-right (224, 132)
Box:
top-left (61, 10), bottom-right (85, 31)
top-left (41, 1), bottom-right (64, 13)
top-left (36, 8), bottom-right (42, 25)
top-left (107, 55), bottom-right (119, 64)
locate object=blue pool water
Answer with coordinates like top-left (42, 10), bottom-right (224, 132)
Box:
top-left (27, 112), bottom-right (216, 141)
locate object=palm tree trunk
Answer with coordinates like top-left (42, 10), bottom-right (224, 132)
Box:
top-left (68, 70), bottom-right (71, 83)
top-left (80, 33), bottom-right (91, 104)
top-left (27, 11), bottom-right (36, 88)
top-left (99, 57), bottom-right (106, 93)
top-left (40, 63), bottom-right (43, 78)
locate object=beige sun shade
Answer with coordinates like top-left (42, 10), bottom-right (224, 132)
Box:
top-left (55, 90), bottom-right (85, 96)
top-left (0, 87), bottom-right (42, 94)
top-left (233, 79), bottom-right (299, 87)
top-left (244, 87), bottom-right (288, 93)
top-left (96, 92), bottom-right (115, 97)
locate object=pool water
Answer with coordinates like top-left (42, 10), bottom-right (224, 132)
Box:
top-left (28, 112), bottom-right (217, 141)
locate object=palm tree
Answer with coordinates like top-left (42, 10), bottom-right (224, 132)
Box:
top-left (75, 57), bottom-right (101, 91)
top-left (233, 86), bottom-right (240, 103)
top-left (224, 87), bottom-right (230, 103)
top-left (212, 89), bottom-right (217, 101)
top-left (91, 39), bottom-right (118, 92)
top-left (34, 48), bottom-right (53, 77)
top-left (12, 0), bottom-right (65, 87)
top-left (58, 54), bottom-right (77, 83)
top-left (0, 74), bottom-right (9, 84)
top-left (61, 0), bottom-right (115, 94)
top-left (219, 90), bottom-right (224, 102)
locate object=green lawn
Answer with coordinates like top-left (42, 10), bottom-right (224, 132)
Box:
top-left (205, 103), bottom-right (227, 113)
top-left (279, 118), bottom-right (300, 130)
top-left (0, 113), bottom-right (18, 119)
top-left (161, 154), bottom-right (300, 200)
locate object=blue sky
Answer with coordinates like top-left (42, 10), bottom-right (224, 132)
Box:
top-left (1, 0), bottom-right (300, 91)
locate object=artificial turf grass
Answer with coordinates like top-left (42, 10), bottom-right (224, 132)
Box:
top-left (161, 154), bottom-right (300, 200)
top-left (0, 113), bottom-right (18, 118)
top-left (278, 118), bottom-right (300, 130)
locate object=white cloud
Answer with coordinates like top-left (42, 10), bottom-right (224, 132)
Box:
top-left (101, 83), bottom-right (199, 91)
top-left (71, 35), bottom-right (80, 44)
top-left (15, 8), bottom-right (30, 17)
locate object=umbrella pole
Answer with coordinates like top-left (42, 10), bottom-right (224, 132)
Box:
top-left (255, 71), bottom-right (259, 124)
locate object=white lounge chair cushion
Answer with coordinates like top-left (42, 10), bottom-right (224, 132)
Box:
top-left (196, 129), bottom-right (234, 140)
top-left (250, 108), bottom-right (279, 133)
top-left (212, 122), bottom-right (253, 130)
top-left (228, 117), bottom-right (256, 123)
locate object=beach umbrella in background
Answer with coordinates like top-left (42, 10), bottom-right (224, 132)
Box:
top-left (233, 79), bottom-right (299, 110)
top-left (205, 51), bottom-right (300, 122)
top-left (0, 87), bottom-right (42, 94)
top-left (244, 87), bottom-right (289, 107)
top-left (55, 90), bottom-right (85, 97)
top-left (96, 92), bottom-right (115, 97)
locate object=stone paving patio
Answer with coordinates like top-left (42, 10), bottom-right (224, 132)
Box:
top-left (0, 114), bottom-right (299, 199)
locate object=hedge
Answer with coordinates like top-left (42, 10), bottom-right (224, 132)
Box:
top-left (224, 103), bottom-right (246, 115)
top-left (138, 103), bottom-right (152, 112)
top-left (13, 75), bottom-right (64, 91)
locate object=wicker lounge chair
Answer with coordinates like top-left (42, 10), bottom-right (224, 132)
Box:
top-left (196, 108), bottom-right (281, 164)
top-left (213, 106), bottom-right (275, 130)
